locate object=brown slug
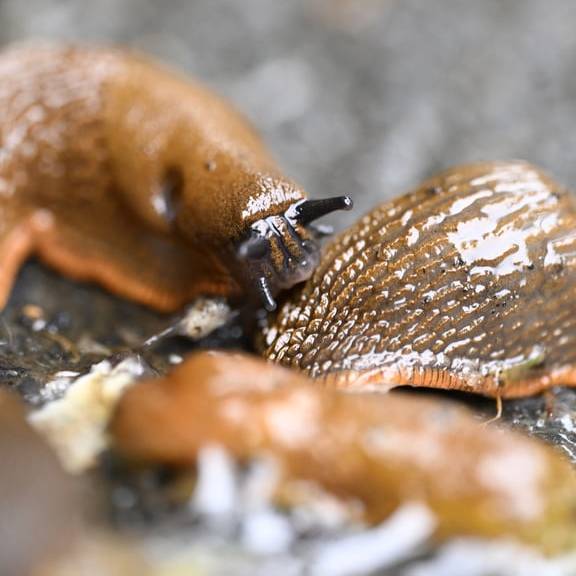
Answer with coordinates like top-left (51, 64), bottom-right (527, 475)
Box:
top-left (0, 44), bottom-right (351, 312)
top-left (262, 161), bottom-right (576, 398)
top-left (0, 390), bottom-right (84, 575)
top-left (110, 351), bottom-right (576, 552)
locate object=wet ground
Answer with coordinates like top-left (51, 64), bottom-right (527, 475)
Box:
top-left (5, 261), bottom-right (576, 464)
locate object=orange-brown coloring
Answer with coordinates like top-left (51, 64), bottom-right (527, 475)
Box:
top-left (111, 351), bottom-right (576, 552)
top-left (263, 162), bottom-right (576, 398)
top-left (0, 44), bottom-right (316, 311)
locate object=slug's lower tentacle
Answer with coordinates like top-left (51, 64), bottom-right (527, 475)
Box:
top-left (237, 196), bottom-right (353, 310)
top-left (238, 216), bottom-right (320, 311)
top-left (256, 275), bottom-right (277, 311)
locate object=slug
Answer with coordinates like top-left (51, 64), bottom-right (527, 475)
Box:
top-left (0, 390), bottom-right (83, 575)
top-left (0, 44), bottom-right (351, 312)
top-left (110, 351), bottom-right (576, 552)
top-left (262, 161), bottom-right (576, 397)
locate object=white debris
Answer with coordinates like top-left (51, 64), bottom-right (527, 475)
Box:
top-left (38, 371), bottom-right (81, 403)
top-left (32, 318), bottom-right (47, 331)
top-left (241, 510), bottom-right (295, 555)
top-left (239, 458), bottom-right (294, 555)
top-left (288, 481), bottom-right (363, 533)
top-left (309, 503), bottom-right (436, 576)
top-left (559, 414), bottom-right (575, 433)
top-left (178, 297), bottom-right (232, 340)
top-left (54, 370), bottom-right (82, 378)
top-left (241, 457), bottom-right (282, 512)
top-left (28, 358), bottom-right (145, 473)
top-left (406, 539), bottom-right (576, 576)
top-left (168, 354), bottom-right (183, 365)
top-left (192, 445), bottom-right (239, 522)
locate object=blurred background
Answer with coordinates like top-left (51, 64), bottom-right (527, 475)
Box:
top-left (1, 0), bottom-right (575, 229)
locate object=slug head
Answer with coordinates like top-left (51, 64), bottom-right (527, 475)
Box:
top-left (237, 196), bottom-right (353, 310)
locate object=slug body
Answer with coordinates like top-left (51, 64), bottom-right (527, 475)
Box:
top-left (111, 351), bottom-right (576, 552)
top-left (0, 45), bottom-right (349, 311)
top-left (0, 390), bottom-right (83, 576)
top-left (263, 162), bottom-right (576, 397)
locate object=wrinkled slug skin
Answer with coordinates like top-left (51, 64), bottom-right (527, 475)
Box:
top-left (0, 44), bottom-right (305, 310)
top-left (262, 161), bottom-right (576, 397)
top-left (111, 352), bottom-right (576, 552)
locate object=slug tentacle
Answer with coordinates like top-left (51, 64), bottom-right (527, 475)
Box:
top-left (288, 196), bottom-right (353, 226)
top-left (237, 196), bottom-right (352, 310)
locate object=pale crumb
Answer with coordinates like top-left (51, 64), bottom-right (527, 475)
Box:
top-left (53, 370), bottom-right (81, 378)
top-left (29, 358), bottom-right (145, 473)
top-left (241, 510), bottom-right (295, 555)
top-left (284, 481), bottom-right (364, 532)
top-left (32, 318), bottom-right (47, 331)
top-left (309, 503), bottom-right (436, 576)
top-left (178, 297), bottom-right (232, 340)
top-left (241, 457), bottom-right (281, 512)
top-left (192, 445), bottom-right (238, 521)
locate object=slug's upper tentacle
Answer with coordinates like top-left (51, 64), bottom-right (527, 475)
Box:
top-left (237, 196), bottom-right (353, 310)
top-left (261, 161), bottom-right (576, 398)
top-left (288, 196), bottom-right (353, 226)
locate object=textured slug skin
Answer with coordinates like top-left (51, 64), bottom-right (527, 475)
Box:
top-left (111, 351), bottom-right (576, 552)
top-left (0, 44), bottom-right (306, 311)
top-left (262, 161), bottom-right (576, 398)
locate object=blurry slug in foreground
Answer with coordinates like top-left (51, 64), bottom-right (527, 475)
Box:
top-left (262, 161), bottom-right (576, 398)
top-left (0, 44), bottom-right (351, 312)
top-left (110, 351), bottom-right (576, 553)
top-left (0, 390), bottom-right (84, 576)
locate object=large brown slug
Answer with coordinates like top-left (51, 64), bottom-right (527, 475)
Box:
top-left (262, 161), bottom-right (576, 397)
top-left (0, 44), bottom-right (350, 312)
top-left (110, 351), bottom-right (576, 552)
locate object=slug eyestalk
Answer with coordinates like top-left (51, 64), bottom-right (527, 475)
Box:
top-left (237, 196), bottom-right (353, 311)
